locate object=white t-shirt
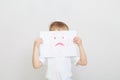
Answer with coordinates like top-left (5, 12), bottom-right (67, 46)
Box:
top-left (39, 56), bottom-right (79, 80)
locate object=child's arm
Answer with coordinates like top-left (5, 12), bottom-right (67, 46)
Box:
top-left (73, 36), bottom-right (87, 66)
top-left (32, 38), bottom-right (43, 69)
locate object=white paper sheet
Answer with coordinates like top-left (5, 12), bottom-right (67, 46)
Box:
top-left (39, 31), bottom-right (79, 57)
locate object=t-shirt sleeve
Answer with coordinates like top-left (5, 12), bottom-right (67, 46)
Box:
top-left (71, 56), bottom-right (80, 65)
top-left (39, 56), bottom-right (46, 65)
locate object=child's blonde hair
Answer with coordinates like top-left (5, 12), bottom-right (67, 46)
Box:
top-left (49, 21), bottom-right (69, 31)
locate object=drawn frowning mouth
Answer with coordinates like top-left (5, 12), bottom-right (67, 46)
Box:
top-left (55, 42), bottom-right (64, 46)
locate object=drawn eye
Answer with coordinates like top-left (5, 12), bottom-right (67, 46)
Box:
top-left (62, 36), bottom-right (64, 39)
top-left (54, 37), bottom-right (56, 39)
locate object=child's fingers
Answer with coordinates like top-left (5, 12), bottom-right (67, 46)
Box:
top-left (79, 60), bottom-right (87, 66)
top-left (34, 38), bottom-right (43, 46)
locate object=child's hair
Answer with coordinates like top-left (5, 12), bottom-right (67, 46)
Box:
top-left (49, 21), bottom-right (69, 31)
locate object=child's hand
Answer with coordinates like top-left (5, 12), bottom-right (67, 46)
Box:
top-left (73, 36), bottom-right (82, 46)
top-left (77, 59), bottom-right (87, 66)
top-left (34, 38), bottom-right (43, 48)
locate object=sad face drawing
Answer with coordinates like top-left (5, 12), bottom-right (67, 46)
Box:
top-left (48, 31), bottom-right (71, 56)
top-left (49, 32), bottom-right (68, 48)
top-left (40, 31), bottom-right (78, 57)
top-left (54, 36), bottom-right (64, 47)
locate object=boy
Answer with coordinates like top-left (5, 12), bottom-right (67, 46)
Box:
top-left (32, 21), bottom-right (87, 80)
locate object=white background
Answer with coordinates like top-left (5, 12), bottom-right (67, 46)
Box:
top-left (0, 0), bottom-right (120, 80)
